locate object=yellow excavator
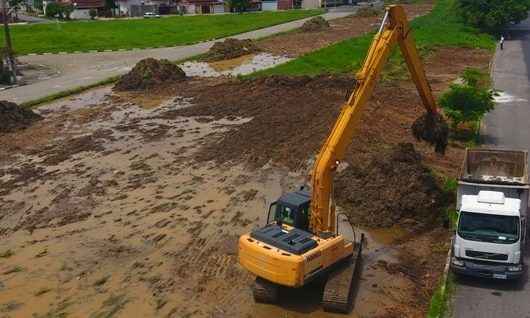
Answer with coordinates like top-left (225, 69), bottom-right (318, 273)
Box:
top-left (239, 5), bottom-right (446, 313)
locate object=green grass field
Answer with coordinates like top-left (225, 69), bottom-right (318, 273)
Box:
top-left (3, 10), bottom-right (322, 55)
top-left (252, 0), bottom-right (495, 77)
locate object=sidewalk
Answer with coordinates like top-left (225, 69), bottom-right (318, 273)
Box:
top-left (0, 12), bottom-right (352, 105)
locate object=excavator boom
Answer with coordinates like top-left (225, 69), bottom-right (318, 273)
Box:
top-left (309, 5), bottom-right (442, 234)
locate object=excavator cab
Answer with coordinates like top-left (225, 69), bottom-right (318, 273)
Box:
top-left (267, 190), bottom-right (311, 231)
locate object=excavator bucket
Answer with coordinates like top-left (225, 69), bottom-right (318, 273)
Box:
top-left (411, 112), bottom-right (449, 154)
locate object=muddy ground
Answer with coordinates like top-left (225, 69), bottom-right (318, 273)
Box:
top-left (0, 3), bottom-right (492, 317)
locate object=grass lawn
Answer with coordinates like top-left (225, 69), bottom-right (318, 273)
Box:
top-left (252, 0), bottom-right (495, 77)
top-left (3, 10), bottom-right (322, 55)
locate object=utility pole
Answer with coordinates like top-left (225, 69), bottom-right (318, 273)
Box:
top-left (2, 0), bottom-right (17, 84)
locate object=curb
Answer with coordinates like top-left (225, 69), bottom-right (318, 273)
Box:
top-left (434, 241), bottom-right (453, 318)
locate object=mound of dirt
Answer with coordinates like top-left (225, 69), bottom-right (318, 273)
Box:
top-left (335, 143), bottom-right (446, 228)
top-left (114, 58), bottom-right (186, 91)
top-left (0, 100), bottom-right (42, 134)
top-left (204, 38), bottom-right (259, 62)
top-left (301, 16), bottom-right (330, 32)
top-left (355, 6), bottom-right (383, 17)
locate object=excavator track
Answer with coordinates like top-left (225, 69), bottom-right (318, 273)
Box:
top-left (322, 234), bottom-right (364, 313)
top-left (253, 277), bottom-right (279, 304)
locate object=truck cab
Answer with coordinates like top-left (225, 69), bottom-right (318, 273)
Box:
top-left (451, 149), bottom-right (529, 280)
top-left (452, 190), bottom-right (526, 279)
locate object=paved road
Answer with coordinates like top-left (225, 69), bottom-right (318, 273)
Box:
top-left (17, 13), bottom-right (51, 24)
top-left (451, 17), bottom-right (530, 318)
top-left (0, 12), bottom-right (351, 104)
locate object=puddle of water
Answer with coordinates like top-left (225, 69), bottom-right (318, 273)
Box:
top-left (178, 53), bottom-right (292, 78)
top-left (493, 91), bottom-right (528, 103)
top-left (209, 54), bottom-right (256, 72)
top-left (36, 86), bottom-right (113, 115)
top-left (364, 225), bottom-right (409, 245)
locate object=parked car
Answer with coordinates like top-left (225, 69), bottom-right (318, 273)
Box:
top-left (143, 12), bottom-right (161, 18)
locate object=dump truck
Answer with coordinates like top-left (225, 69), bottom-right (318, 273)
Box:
top-left (451, 148), bottom-right (529, 280)
top-left (239, 5), bottom-right (448, 313)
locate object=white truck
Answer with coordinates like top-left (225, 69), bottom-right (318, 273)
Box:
top-left (451, 148), bottom-right (529, 280)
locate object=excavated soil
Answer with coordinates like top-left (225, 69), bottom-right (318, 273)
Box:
top-left (301, 16), bottom-right (330, 32)
top-left (114, 58), bottom-right (186, 91)
top-left (0, 100), bottom-right (42, 133)
top-left (168, 74), bottom-right (355, 170)
top-left (335, 143), bottom-right (447, 228)
top-left (203, 38), bottom-right (260, 62)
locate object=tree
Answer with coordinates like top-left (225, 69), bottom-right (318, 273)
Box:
top-left (2, 0), bottom-right (17, 84)
top-left (439, 68), bottom-right (495, 130)
top-left (457, 0), bottom-right (530, 32)
top-left (228, 0), bottom-right (249, 13)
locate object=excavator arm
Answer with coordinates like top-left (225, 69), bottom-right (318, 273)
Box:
top-left (309, 5), bottom-right (440, 234)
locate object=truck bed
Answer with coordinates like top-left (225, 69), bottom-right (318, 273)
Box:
top-left (459, 148), bottom-right (528, 185)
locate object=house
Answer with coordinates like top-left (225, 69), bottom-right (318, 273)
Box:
top-left (70, 0), bottom-right (105, 18)
top-left (262, 0), bottom-right (302, 11)
top-left (44, 0), bottom-right (105, 18)
top-left (116, 0), bottom-right (177, 16)
top-left (180, 0), bottom-right (224, 14)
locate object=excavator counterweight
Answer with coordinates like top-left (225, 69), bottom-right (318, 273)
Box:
top-left (238, 5), bottom-right (447, 313)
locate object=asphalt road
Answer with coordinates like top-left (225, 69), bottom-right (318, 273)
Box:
top-left (0, 12), bottom-right (351, 104)
top-left (451, 17), bottom-right (530, 318)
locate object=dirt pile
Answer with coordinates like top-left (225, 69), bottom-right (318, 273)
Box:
top-left (204, 38), bottom-right (259, 61)
top-left (114, 58), bottom-right (186, 91)
top-left (412, 112), bottom-right (449, 154)
top-left (355, 6), bottom-right (383, 17)
top-left (0, 100), bottom-right (42, 133)
top-left (335, 143), bottom-right (446, 228)
top-left (301, 16), bottom-right (330, 32)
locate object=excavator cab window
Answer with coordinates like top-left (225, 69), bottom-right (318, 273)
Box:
top-left (271, 203), bottom-right (310, 231)
top-left (276, 205), bottom-right (295, 226)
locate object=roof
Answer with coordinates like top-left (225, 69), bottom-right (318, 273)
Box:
top-left (61, 0), bottom-right (105, 8)
top-left (460, 192), bottom-right (522, 217)
top-left (181, 0), bottom-right (223, 4)
top-left (278, 190), bottom-right (310, 207)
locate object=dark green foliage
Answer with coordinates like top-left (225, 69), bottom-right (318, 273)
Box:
top-left (45, 3), bottom-right (73, 19)
top-left (439, 69), bottom-right (495, 129)
top-left (45, 2), bottom-right (61, 18)
top-left (62, 4), bottom-right (74, 20)
top-left (89, 8), bottom-right (97, 19)
top-left (229, 0), bottom-right (250, 13)
top-left (33, 0), bottom-right (43, 10)
top-left (457, 0), bottom-right (530, 32)
top-left (0, 59), bottom-right (13, 85)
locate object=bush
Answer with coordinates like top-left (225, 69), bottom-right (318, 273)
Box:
top-left (89, 8), bottom-right (97, 19)
top-left (45, 2), bottom-right (61, 18)
top-left (228, 0), bottom-right (250, 13)
top-left (457, 0), bottom-right (530, 32)
top-left (45, 2), bottom-right (73, 19)
top-left (62, 4), bottom-right (74, 20)
top-left (439, 69), bottom-right (495, 130)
